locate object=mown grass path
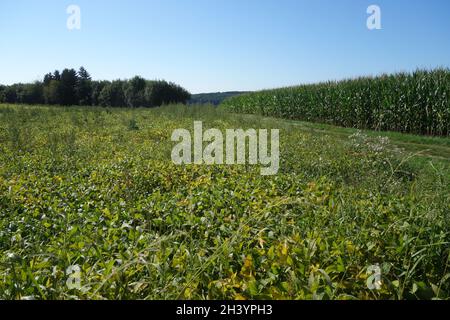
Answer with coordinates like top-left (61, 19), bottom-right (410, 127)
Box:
top-left (241, 114), bottom-right (450, 162)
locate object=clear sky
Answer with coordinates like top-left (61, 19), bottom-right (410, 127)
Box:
top-left (1, 0), bottom-right (449, 93)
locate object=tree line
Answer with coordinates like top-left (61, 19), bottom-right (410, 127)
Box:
top-left (0, 67), bottom-right (191, 107)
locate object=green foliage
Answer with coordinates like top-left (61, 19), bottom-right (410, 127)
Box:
top-left (0, 104), bottom-right (449, 300)
top-left (96, 78), bottom-right (191, 108)
top-left (221, 69), bottom-right (450, 136)
top-left (1, 67), bottom-right (191, 108)
top-left (0, 85), bottom-right (5, 103)
top-left (43, 80), bottom-right (62, 105)
top-left (2, 85), bottom-right (17, 103)
top-left (59, 69), bottom-right (79, 106)
top-left (91, 81), bottom-right (109, 106)
top-left (77, 67), bottom-right (93, 106)
top-left (99, 80), bottom-right (126, 107)
top-left (189, 92), bottom-right (250, 105)
top-left (125, 76), bottom-right (147, 108)
top-left (127, 118), bottom-right (140, 131)
top-left (145, 80), bottom-right (191, 107)
top-left (16, 82), bottom-right (44, 104)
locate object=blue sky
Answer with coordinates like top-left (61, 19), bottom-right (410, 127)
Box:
top-left (0, 0), bottom-right (449, 93)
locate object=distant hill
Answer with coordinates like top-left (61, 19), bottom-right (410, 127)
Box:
top-left (189, 91), bottom-right (250, 105)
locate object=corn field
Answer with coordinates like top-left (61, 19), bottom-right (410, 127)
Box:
top-left (221, 69), bottom-right (450, 136)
